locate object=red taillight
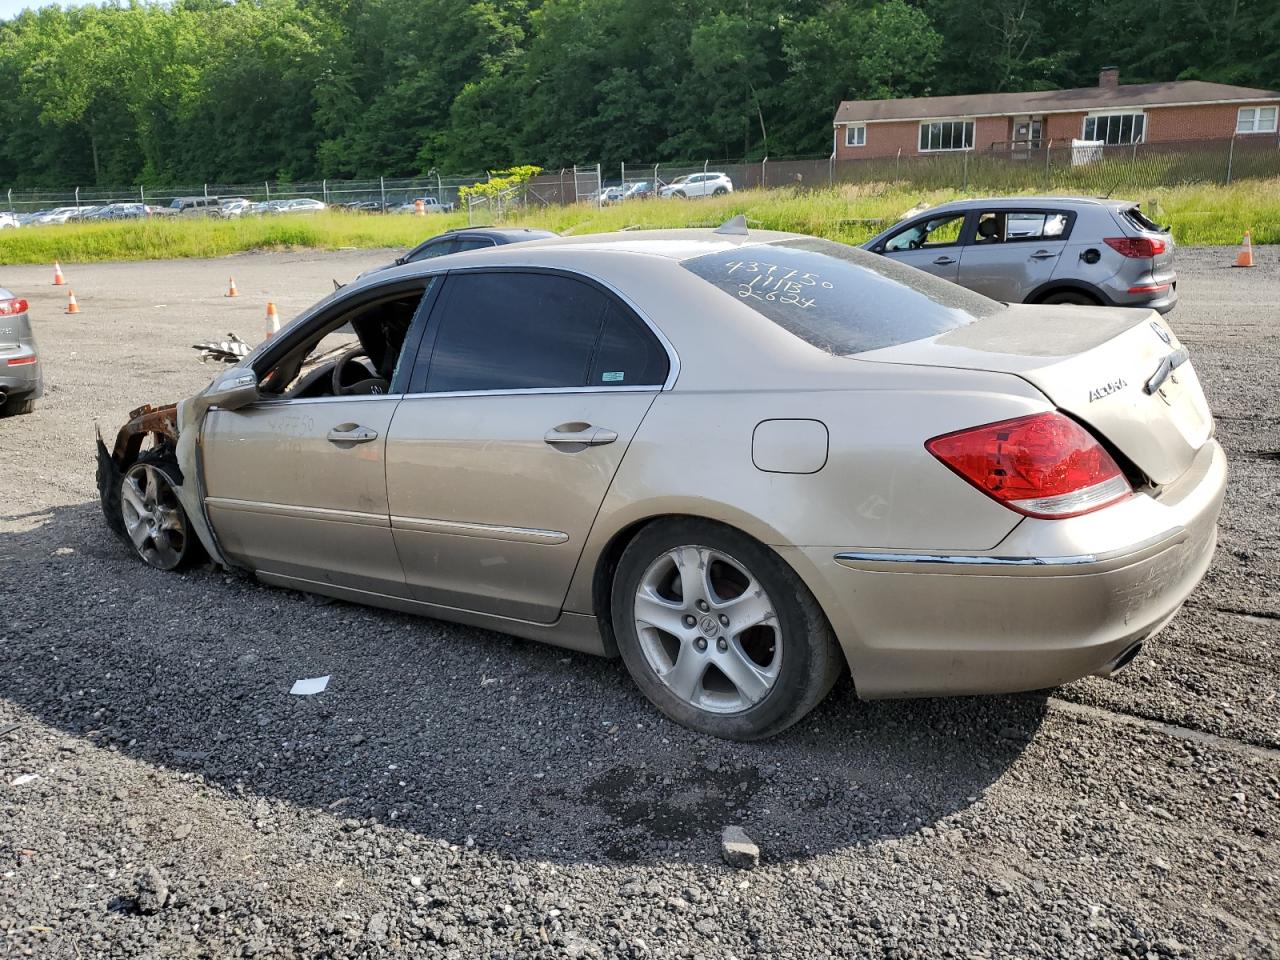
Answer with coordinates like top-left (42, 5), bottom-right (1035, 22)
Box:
top-left (1104, 236), bottom-right (1166, 258)
top-left (1127, 283), bottom-right (1171, 294)
top-left (926, 412), bottom-right (1131, 519)
top-left (6, 355), bottom-right (37, 365)
top-left (0, 298), bottom-right (29, 316)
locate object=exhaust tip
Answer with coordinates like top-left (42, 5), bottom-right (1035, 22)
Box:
top-left (1094, 641), bottom-right (1143, 679)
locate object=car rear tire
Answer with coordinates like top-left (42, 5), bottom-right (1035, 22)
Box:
top-left (0, 396), bottom-right (35, 416)
top-left (117, 452), bottom-right (204, 571)
top-left (611, 518), bottom-right (844, 741)
top-left (1039, 290), bottom-right (1100, 306)
top-left (712, 187), bottom-right (729, 196)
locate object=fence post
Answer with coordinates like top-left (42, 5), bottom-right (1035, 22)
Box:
top-left (559, 168), bottom-right (565, 205)
top-left (761, 156), bottom-right (768, 189)
top-left (379, 177), bottom-right (385, 211)
top-left (140, 185), bottom-right (145, 204)
top-left (322, 179), bottom-right (328, 204)
top-left (1226, 135), bottom-right (1235, 184)
top-left (653, 163), bottom-right (659, 190)
top-left (572, 165), bottom-right (578, 203)
top-left (620, 161), bottom-right (625, 186)
top-left (829, 154), bottom-right (834, 188)
top-left (895, 149), bottom-right (900, 183)
top-left (203, 183), bottom-right (209, 199)
top-left (1045, 139), bottom-right (1052, 189)
top-left (703, 159), bottom-right (709, 177)
top-left (5, 189), bottom-right (10, 212)
top-left (75, 186), bottom-right (80, 209)
top-left (265, 182), bottom-right (270, 201)
top-left (596, 163), bottom-right (602, 207)
top-left (962, 150), bottom-right (969, 191)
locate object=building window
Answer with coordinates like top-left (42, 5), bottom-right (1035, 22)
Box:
top-left (845, 124), bottom-right (866, 148)
top-left (1083, 112), bottom-right (1145, 145)
top-left (1237, 106), bottom-right (1278, 134)
top-left (918, 120), bottom-right (974, 152)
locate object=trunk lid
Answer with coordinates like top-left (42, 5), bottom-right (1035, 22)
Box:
top-left (857, 304), bottom-right (1212, 485)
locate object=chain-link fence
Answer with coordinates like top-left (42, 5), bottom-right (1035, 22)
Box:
top-left (4, 136), bottom-right (1276, 219)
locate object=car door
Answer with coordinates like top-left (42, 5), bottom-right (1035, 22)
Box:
top-left (876, 212), bottom-right (968, 282)
top-left (957, 209), bottom-right (1074, 301)
top-left (200, 279), bottom-right (437, 597)
top-left (385, 269), bottom-right (672, 623)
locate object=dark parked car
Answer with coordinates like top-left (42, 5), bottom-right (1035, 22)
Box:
top-left (358, 227), bottom-right (557, 279)
top-left (863, 197), bottom-right (1177, 313)
top-left (0, 287), bottom-right (41, 416)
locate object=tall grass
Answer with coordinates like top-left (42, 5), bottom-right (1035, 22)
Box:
top-left (2, 179), bottom-right (1275, 264)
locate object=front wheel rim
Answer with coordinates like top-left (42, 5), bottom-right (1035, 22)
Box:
top-left (120, 463), bottom-right (188, 570)
top-left (633, 545), bottom-right (781, 714)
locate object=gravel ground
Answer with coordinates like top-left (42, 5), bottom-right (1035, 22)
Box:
top-left (1, 246), bottom-right (1277, 959)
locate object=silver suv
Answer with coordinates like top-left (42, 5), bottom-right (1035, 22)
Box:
top-left (863, 197), bottom-right (1176, 313)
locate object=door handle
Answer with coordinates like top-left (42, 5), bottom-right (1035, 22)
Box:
top-left (1030, 249), bottom-right (1058, 260)
top-left (544, 423), bottom-right (618, 447)
top-left (327, 423), bottom-right (379, 444)
top-left (932, 256), bottom-right (957, 266)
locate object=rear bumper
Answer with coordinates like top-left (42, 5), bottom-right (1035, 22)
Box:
top-left (0, 350), bottom-right (42, 403)
top-left (792, 438), bottom-right (1226, 698)
top-left (1101, 277), bottom-right (1178, 314)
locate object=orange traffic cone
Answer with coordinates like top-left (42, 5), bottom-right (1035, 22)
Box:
top-left (225, 276), bottom-right (239, 298)
top-left (52, 261), bottom-right (66, 286)
top-left (265, 301), bottom-right (280, 338)
top-left (1233, 230), bottom-right (1255, 268)
top-left (65, 289), bottom-right (80, 314)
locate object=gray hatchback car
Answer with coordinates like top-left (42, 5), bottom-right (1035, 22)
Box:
top-left (0, 286), bottom-right (41, 415)
top-left (864, 197), bottom-right (1176, 313)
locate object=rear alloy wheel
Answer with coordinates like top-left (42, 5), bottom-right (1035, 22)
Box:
top-left (612, 519), bottom-right (843, 740)
top-left (712, 186), bottom-right (729, 196)
top-left (1040, 291), bottom-right (1099, 306)
top-left (118, 455), bottom-right (201, 570)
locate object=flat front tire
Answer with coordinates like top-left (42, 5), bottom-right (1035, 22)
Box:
top-left (611, 519), bottom-right (844, 741)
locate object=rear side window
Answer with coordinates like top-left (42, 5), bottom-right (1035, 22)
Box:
top-left (453, 237), bottom-right (497, 252)
top-left (681, 237), bottom-right (1000, 356)
top-left (589, 302), bottom-right (669, 387)
top-left (974, 211), bottom-right (1072, 242)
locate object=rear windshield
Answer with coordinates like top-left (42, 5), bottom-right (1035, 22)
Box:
top-left (1121, 206), bottom-right (1167, 233)
top-left (680, 237), bottom-right (1001, 355)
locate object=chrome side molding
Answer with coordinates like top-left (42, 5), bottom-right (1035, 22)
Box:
top-left (834, 551), bottom-right (1097, 568)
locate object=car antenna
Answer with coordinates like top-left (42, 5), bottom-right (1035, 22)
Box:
top-left (714, 214), bottom-right (749, 236)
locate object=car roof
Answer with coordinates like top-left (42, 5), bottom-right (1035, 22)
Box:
top-left (432, 227), bottom-right (558, 242)
top-left (376, 228), bottom-right (802, 279)
top-left (919, 196), bottom-right (1134, 212)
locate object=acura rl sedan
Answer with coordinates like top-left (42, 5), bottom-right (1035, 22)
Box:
top-left (96, 226), bottom-right (1225, 740)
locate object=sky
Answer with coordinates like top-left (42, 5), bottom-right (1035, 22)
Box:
top-left (0, 0), bottom-right (103, 17)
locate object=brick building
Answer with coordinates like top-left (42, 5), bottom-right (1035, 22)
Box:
top-left (833, 69), bottom-right (1280, 160)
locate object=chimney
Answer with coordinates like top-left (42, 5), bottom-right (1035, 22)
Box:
top-left (1099, 66), bottom-right (1120, 89)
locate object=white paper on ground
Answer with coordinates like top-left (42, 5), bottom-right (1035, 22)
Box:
top-left (290, 675), bottom-right (330, 696)
top-left (10, 774), bottom-right (39, 786)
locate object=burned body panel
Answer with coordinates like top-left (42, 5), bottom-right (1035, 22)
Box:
top-left (97, 399), bottom-right (228, 565)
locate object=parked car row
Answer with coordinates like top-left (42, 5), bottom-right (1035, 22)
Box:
top-left (589, 174), bottom-right (733, 204)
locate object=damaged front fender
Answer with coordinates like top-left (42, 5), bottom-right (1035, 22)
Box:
top-left (96, 398), bottom-right (228, 567)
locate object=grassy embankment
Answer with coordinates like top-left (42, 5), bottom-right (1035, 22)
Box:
top-left (2, 179), bottom-right (1276, 264)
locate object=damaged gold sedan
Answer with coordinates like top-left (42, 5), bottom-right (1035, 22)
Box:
top-left (98, 229), bottom-right (1225, 740)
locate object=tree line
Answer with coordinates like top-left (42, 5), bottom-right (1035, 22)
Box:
top-left (1, 0), bottom-right (1275, 188)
